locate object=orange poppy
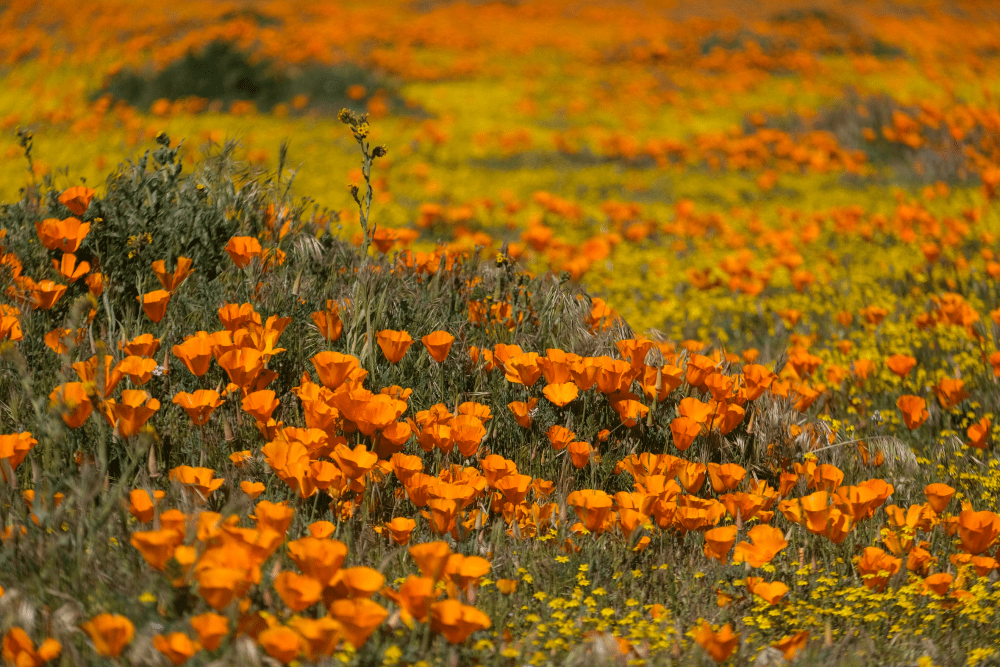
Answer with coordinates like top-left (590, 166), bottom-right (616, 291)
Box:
top-left (224, 236), bottom-right (263, 268)
top-left (430, 599), bottom-right (492, 644)
top-left (257, 626), bottom-right (302, 665)
top-left (217, 348), bottom-right (265, 388)
top-left (385, 517), bottom-right (417, 545)
top-left (115, 356), bottom-right (158, 385)
top-left (311, 300), bottom-right (344, 341)
top-left (422, 330), bottom-right (455, 363)
top-left (287, 536), bottom-right (348, 584)
top-left (172, 390), bottom-right (223, 426)
top-left (504, 352), bottom-right (542, 386)
top-left (856, 547), bottom-right (901, 591)
top-left (885, 354), bottom-right (916, 377)
top-left (685, 354), bottom-right (717, 390)
top-left (169, 466), bottom-right (224, 501)
top-left (37, 217), bottom-right (90, 253)
top-left (85, 272), bottom-right (104, 296)
top-left (772, 632), bottom-right (809, 660)
top-left (732, 525), bottom-right (788, 567)
top-left (957, 509), bottom-right (1000, 555)
top-left (151, 257), bottom-right (193, 292)
top-left (923, 572), bottom-right (953, 597)
top-left (385, 575), bottom-right (437, 623)
top-left (49, 383), bottom-right (93, 428)
top-left (967, 417), bottom-right (991, 449)
top-left (924, 483), bottom-right (955, 513)
top-left (676, 460), bottom-right (707, 493)
top-left (409, 541), bottom-right (454, 581)
top-left (327, 599), bottom-right (387, 649)
top-left (286, 616), bottom-right (340, 662)
top-left (80, 614), bottom-right (134, 658)
top-left (2, 627), bottom-right (62, 667)
top-left (543, 382), bottom-right (579, 407)
top-left (127, 489), bottom-right (160, 523)
top-left (240, 481), bottom-right (265, 499)
top-left (707, 463), bottom-right (746, 493)
top-left (703, 525), bottom-right (738, 563)
top-left (567, 441), bottom-right (591, 469)
top-left (896, 395), bottom-right (929, 430)
top-left (934, 377), bottom-right (968, 409)
top-left (52, 252), bottom-right (90, 282)
top-left (669, 416), bottom-right (701, 451)
top-left (273, 572), bottom-right (324, 611)
top-left (311, 351), bottom-right (360, 389)
top-left (189, 613), bottom-right (228, 652)
top-left (376, 330), bottom-right (413, 363)
top-left (508, 398), bottom-right (538, 428)
top-left (152, 633), bottom-right (200, 666)
top-left (242, 390), bottom-right (279, 423)
top-left (693, 622), bottom-right (738, 663)
top-left (495, 473), bottom-right (533, 506)
top-left (137, 290), bottom-right (171, 323)
top-left (111, 389), bottom-right (160, 437)
top-left (750, 580), bottom-right (789, 605)
top-left (566, 489), bottom-right (613, 534)
top-left (29, 280), bottom-right (67, 310)
top-left (450, 415), bottom-right (486, 458)
top-left (58, 185), bottom-right (95, 215)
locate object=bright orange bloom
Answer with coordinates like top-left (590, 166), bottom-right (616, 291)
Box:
top-left (327, 599), bottom-right (387, 650)
top-left (508, 398), bottom-right (538, 428)
top-left (115, 355), bottom-right (158, 385)
top-left (111, 389), bottom-right (160, 437)
top-left (137, 290), bottom-right (171, 323)
top-left (422, 330), bottom-right (455, 362)
top-left (750, 579), bottom-right (789, 605)
top-left (2, 627), bottom-right (61, 667)
top-left (152, 633), bottom-right (200, 665)
top-left (924, 483), bottom-right (955, 513)
top-left (957, 509), bottom-right (1000, 555)
top-left (189, 613), bottom-right (228, 652)
top-left (169, 466), bottom-right (224, 501)
top-left (409, 541), bottom-right (453, 581)
top-left (567, 441), bottom-right (591, 469)
top-left (36, 217), bottom-right (90, 253)
top-left (217, 347), bottom-right (264, 388)
top-left (49, 383), bottom-right (92, 428)
top-left (80, 614), bottom-right (134, 658)
top-left (703, 525), bottom-right (738, 563)
top-left (30, 280), bottom-right (67, 310)
top-left (566, 489), bottom-right (613, 534)
top-left (287, 536), bottom-right (348, 585)
top-left (707, 463), bottom-right (746, 493)
top-left (377, 329), bottom-right (413, 363)
top-left (242, 390), bottom-right (279, 422)
top-left (733, 525), bottom-right (788, 567)
top-left (543, 382), bottom-right (579, 407)
top-left (257, 626), bottom-right (302, 664)
top-left (311, 300), bottom-right (344, 341)
top-left (504, 352), bottom-right (542, 386)
top-left (224, 236), bottom-right (263, 268)
top-left (52, 252), bottom-right (90, 282)
top-left (151, 257), bottom-right (193, 292)
top-left (693, 622), bottom-right (738, 663)
top-left (896, 395), bottom-right (929, 430)
top-left (385, 517), bottom-right (417, 545)
top-left (385, 576), bottom-right (437, 623)
top-left (240, 481), bottom-right (265, 499)
top-left (172, 390), bottom-right (224, 426)
top-left (311, 351), bottom-right (360, 389)
top-left (856, 547), bottom-right (901, 591)
top-left (886, 354), bottom-right (916, 377)
top-left (274, 572), bottom-right (324, 611)
top-left (772, 632), bottom-right (809, 660)
top-left (967, 417), bottom-right (991, 449)
top-left (430, 599), bottom-right (492, 644)
top-left (669, 416), bottom-right (701, 451)
top-left (58, 186), bottom-right (95, 215)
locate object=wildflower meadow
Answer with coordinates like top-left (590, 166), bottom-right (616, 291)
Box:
top-left (2, 1), bottom-right (1000, 666)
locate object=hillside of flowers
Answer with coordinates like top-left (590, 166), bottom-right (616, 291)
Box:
top-left (2, 1), bottom-right (1000, 666)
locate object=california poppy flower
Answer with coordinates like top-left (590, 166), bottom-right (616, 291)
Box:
top-left (80, 613), bottom-right (134, 658)
top-left (169, 466), bottom-right (224, 501)
top-left (58, 185), bottom-right (95, 215)
top-left (172, 336), bottom-right (213, 377)
top-left (115, 355), bottom-right (158, 385)
top-left (669, 416), bottom-right (701, 451)
top-left (508, 398), bottom-right (538, 429)
top-left (217, 348), bottom-right (264, 388)
top-left (286, 617), bottom-right (340, 662)
top-left (112, 389), bottom-right (160, 437)
top-left (37, 217), bottom-right (90, 253)
top-left (385, 576), bottom-right (437, 623)
top-left (856, 547), bottom-right (902, 591)
top-left (172, 390), bottom-right (223, 426)
top-left (409, 541), bottom-right (453, 581)
top-left (703, 525), bottom-right (738, 563)
top-left (2, 627), bottom-right (62, 667)
top-left (422, 330), bottom-right (455, 362)
top-left (543, 382), bottom-right (578, 407)
top-left (750, 579), bottom-right (789, 605)
top-left (967, 417), bottom-right (991, 449)
top-left (151, 257), bottom-right (193, 292)
top-left (376, 329), bottom-right (413, 363)
top-left (504, 352), bottom-right (542, 386)
top-left (29, 280), bottom-right (67, 310)
top-left (85, 272), bottom-right (104, 297)
top-left (311, 300), bottom-right (343, 341)
top-left (152, 633), bottom-right (200, 666)
top-left (495, 473), bottom-right (533, 506)
top-left (896, 395), bottom-right (929, 430)
top-left (49, 383), bottom-right (92, 428)
top-left (242, 390), bottom-right (279, 423)
top-left (257, 626), bottom-right (301, 664)
top-left (733, 524), bottom-right (788, 567)
top-left (137, 290), bottom-right (171, 323)
top-left (287, 536), bottom-right (348, 584)
top-left (886, 354), bottom-right (917, 377)
top-left (772, 631), bottom-right (809, 660)
top-left (957, 509), bottom-right (1000, 555)
top-left (273, 572), bottom-right (323, 611)
top-left (328, 599), bottom-right (387, 650)
top-left (566, 489), bottom-right (613, 534)
top-left (224, 236), bottom-right (263, 268)
top-left (430, 599), bottom-right (491, 644)
top-left (693, 622), bottom-right (738, 662)
top-left (385, 517), bottom-right (417, 545)
top-left (934, 377), bottom-right (968, 409)
top-left (924, 483), bottom-right (955, 513)
top-left (567, 441), bottom-right (591, 469)
top-left (311, 351), bottom-right (360, 389)
top-left (52, 252), bottom-right (90, 282)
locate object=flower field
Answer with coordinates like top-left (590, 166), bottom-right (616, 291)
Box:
top-left (2, 1), bottom-right (1000, 665)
